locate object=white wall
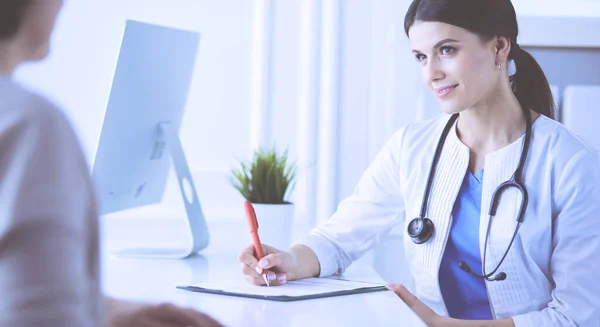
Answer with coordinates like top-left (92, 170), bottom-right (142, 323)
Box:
top-left (512, 0), bottom-right (600, 17)
top-left (11, 0), bottom-right (600, 282)
top-left (15, 0), bottom-right (254, 220)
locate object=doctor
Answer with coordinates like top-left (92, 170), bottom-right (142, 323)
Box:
top-left (239, 0), bottom-right (600, 326)
top-left (0, 1), bottom-right (222, 326)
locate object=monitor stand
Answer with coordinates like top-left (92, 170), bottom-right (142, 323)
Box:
top-left (112, 123), bottom-right (210, 259)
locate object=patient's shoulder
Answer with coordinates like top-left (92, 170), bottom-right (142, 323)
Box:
top-left (0, 78), bottom-right (74, 143)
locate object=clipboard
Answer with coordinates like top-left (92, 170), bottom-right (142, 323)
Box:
top-left (176, 277), bottom-right (389, 302)
top-left (176, 284), bottom-right (388, 302)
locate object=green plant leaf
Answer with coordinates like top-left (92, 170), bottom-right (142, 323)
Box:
top-left (230, 146), bottom-right (297, 204)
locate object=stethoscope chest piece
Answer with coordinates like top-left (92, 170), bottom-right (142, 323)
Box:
top-left (407, 217), bottom-right (434, 244)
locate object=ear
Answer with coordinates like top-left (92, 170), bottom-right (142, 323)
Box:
top-left (492, 36), bottom-right (511, 63)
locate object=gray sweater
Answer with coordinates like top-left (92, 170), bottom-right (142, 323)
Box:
top-left (0, 76), bottom-right (102, 326)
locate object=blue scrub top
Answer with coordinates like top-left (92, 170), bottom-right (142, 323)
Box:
top-left (439, 169), bottom-right (493, 320)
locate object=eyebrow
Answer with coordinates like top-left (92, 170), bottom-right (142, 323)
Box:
top-left (412, 38), bottom-right (460, 53)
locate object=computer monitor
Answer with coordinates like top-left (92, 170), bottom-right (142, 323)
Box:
top-left (92, 20), bottom-right (209, 258)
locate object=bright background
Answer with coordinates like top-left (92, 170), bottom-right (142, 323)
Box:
top-left (13, 0), bottom-right (600, 283)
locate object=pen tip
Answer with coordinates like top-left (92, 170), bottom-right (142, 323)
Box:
top-left (263, 274), bottom-right (270, 287)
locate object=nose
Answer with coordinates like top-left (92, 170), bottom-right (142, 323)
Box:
top-left (422, 58), bottom-right (444, 86)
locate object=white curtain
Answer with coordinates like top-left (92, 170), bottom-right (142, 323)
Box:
top-left (249, 0), bottom-right (432, 228)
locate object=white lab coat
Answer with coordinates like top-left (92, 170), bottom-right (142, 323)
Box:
top-left (301, 114), bottom-right (600, 326)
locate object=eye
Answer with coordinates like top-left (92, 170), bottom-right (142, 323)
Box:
top-left (414, 53), bottom-right (426, 62)
top-left (440, 45), bottom-right (455, 55)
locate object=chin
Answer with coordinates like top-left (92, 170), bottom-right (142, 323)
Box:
top-left (33, 47), bottom-right (50, 61)
top-left (438, 103), bottom-right (466, 116)
top-left (25, 42), bottom-right (51, 62)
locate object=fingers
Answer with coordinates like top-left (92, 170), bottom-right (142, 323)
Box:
top-left (257, 252), bottom-right (287, 271)
top-left (261, 243), bottom-right (280, 255)
top-left (138, 320), bottom-right (176, 327)
top-left (275, 273), bottom-right (287, 285)
top-left (386, 284), bottom-right (437, 324)
top-left (238, 244), bottom-right (279, 275)
top-left (140, 320), bottom-right (182, 327)
top-left (238, 244), bottom-right (259, 269)
top-left (239, 258), bottom-right (277, 280)
top-left (238, 245), bottom-right (265, 275)
top-left (177, 308), bottom-right (224, 327)
top-left (153, 303), bottom-right (224, 327)
top-left (240, 261), bottom-right (261, 278)
top-left (245, 274), bottom-right (272, 286)
top-left (141, 303), bottom-right (184, 326)
top-left (242, 266), bottom-right (285, 286)
top-left (240, 262), bottom-right (276, 281)
top-left (239, 244), bottom-right (290, 287)
top-left (387, 284), bottom-right (421, 308)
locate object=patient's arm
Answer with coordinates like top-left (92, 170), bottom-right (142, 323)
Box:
top-left (0, 104), bottom-right (99, 326)
top-left (104, 296), bottom-right (223, 327)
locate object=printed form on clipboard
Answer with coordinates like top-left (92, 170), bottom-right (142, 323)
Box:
top-left (176, 277), bottom-right (389, 302)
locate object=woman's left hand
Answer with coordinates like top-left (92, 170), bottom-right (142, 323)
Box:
top-left (387, 284), bottom-right (515, 327)
top-left (386, 284), bottom-right (453, 327)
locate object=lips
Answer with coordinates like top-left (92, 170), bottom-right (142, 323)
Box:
top-left (434, 84), bottom-right (458, 98)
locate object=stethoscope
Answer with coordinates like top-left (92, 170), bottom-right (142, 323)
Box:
top-left (407, 109), bottom-right (532, 282)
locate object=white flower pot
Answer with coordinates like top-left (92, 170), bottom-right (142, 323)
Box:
top-left (251, 203), bottom-right (295, 250)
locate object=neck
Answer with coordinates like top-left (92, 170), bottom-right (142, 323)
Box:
top-left (456, 84), bottom-right (537, 153)
top-left (0, 44), bottom-right (20, 76)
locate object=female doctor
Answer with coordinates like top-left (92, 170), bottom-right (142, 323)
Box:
top-left (239, 0), bottom-right (600, 326)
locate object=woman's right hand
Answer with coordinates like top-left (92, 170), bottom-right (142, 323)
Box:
top-left (238, 243), bottom-right (297, 286)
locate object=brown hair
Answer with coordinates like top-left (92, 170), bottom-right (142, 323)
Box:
top-left (0, 0), bottom-right (32, 40)
top-left (404, 0), bottom-right (556, 119)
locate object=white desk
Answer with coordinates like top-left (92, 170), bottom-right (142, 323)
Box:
top-left (100, 217), bottom-right (425, 327)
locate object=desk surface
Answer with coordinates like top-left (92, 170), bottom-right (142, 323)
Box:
top-left (100, 217), bottom-right (425, 327)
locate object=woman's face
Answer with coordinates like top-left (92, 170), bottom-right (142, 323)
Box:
top-left (408, 21), bottom-right (501, 115)
top-left (17, 0), bottom-right (64, 61)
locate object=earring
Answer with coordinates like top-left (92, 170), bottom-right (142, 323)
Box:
top-left (496, 61), bottom-right (504, 70)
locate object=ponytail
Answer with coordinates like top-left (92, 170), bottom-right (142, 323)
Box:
top-left (509, 45), bottom-right (556, 120)
top-left (403, 0), bottom-right (555, 119)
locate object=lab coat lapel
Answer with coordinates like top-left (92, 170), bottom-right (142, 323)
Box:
top-left (419, 120), bottom-right (469, 307)
top-left (480, 138), bottom-right (523, 273)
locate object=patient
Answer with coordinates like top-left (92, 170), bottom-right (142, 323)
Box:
top-left (0, 1), bottom-right (222, 326)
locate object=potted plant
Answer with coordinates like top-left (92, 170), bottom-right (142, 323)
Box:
top-left (231, 147), bottom-right (297, 249)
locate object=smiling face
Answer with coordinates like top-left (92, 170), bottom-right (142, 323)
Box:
top-left (408, 21), bottom-right (501, 115)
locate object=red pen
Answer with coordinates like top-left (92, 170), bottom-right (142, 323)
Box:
top-left (244, 200), bottom-right (271, 286)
